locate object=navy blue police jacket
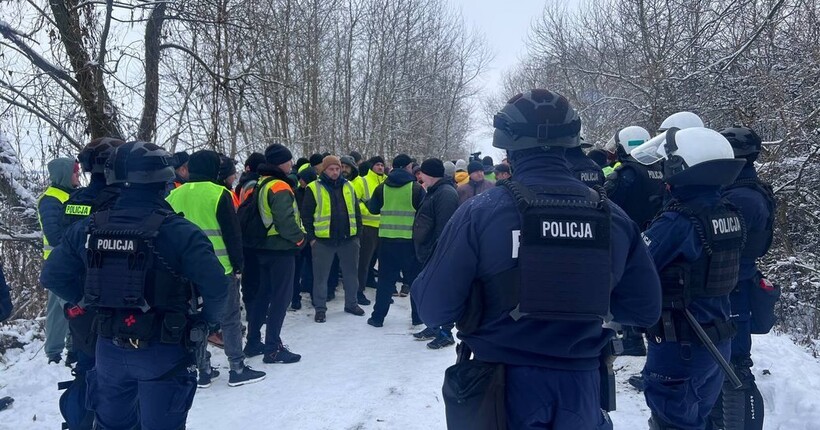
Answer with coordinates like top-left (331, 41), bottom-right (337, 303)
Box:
top-left (565, 147), bottom-right (604, 187)
top-left (0, 265), bottom-right (11, 322)
top-left (721, 165), bottom-right (772, 281)
top-left (40, 186), bottom-right (229, 325)
top-left (642, 186), bottom-right (733, 324)
top-left (412, 151), bottom-right (662, 370)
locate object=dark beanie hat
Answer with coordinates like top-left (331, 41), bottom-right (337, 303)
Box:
top-left (244, 152), bottom-right (266, 172)
top-left (494, 163), bottom-right (511, 174)
top-left (369, 156), bottom-right (385, 166)
top-left (420, 158), bottom-right (445, 178)
top-left (468, 160), bottom-right (484, 174)
top-left (265, 143), bottom-right (293, 165)
top-left (309, 153), bottom-right (324, 166)
top-left (295, 157), bottom-right (309, 169)
top-left (297, 165), bottom-right (317, 183)
top-left (218, 155), bottom-right (237, 181)
top-left (173, 151), bottom-right (190, 169)
top-left (349, 150), bottom-right (363, 163)
top-left (482, 155), bottom-right (494, 167)
top-left (187, 150), bottom-right (221, 181)
top-left (392, 154), bottom-right (415, 169)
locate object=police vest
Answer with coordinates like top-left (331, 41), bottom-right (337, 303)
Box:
top-left (258, 178), bottom-right (304, 237)
top-left (166, 181), bottom-right (234, 274)
top-left (307, 180), bottom-right (358, 239)
top-left (574, 166), bottom-right (604, 188)
top-left (355, 171), bottom-right (385, 228)
top-left (602, 161), bottom-right (621, 178)
top-left (378, 183), bottom-right (416, 239)
top-left (657, 200), bottom-right (746, 304)
top-left (610, 160), bottom-right (665, 229)
top-left (38, 186), bottom-right (71, 259)
top-left (723, 178), bottom-right (775, 260)
top-left (83, 210), bottom-right (191, 343)
top-left (457, 181), bottom-right (613, 334)
top-left (62, 186), bottom-right (120, 228)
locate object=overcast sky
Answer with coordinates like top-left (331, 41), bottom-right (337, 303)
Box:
top-left (448, 0), bottom-right (579, 161)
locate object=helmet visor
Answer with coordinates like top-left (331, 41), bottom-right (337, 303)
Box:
top-left (630, 132), bottom-right (669, 165)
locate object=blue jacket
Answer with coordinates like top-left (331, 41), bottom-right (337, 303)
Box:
top-left (412, 150), bottom-right (662, 370)
top-left (0, 265), bottom-right (11, 322)
top-left (642, 186), bottom-right (733, 323)
top-left (40, 186), bottom-right (229, 325)
top-left (721, 165), bottom-right (772, 281)
top-left (38, 185), bottom-right (74, 248)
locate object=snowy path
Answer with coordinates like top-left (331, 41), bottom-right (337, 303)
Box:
top-left (2, 294), bottom-right (820, 429)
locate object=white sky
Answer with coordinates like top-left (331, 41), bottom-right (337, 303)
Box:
top-left (449, 0), bottom-right (580, 162)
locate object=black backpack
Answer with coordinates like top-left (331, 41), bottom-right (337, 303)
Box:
top-left (237, 176), bottom-right (276, 249)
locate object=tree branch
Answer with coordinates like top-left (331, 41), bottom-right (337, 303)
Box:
top-left (0, 22), bottom-right (79, 87)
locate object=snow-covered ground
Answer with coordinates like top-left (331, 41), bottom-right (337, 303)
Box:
top-left (2, 294), bottom-right (820, 429)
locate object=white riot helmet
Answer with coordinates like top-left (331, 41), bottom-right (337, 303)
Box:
top-left (658, 112), bottom-right (704, 133)
top-left (630, 127), bottom-right (745, 186)
top-left (605, 126), bottom-right (651, 156)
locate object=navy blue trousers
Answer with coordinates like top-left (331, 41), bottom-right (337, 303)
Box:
top-left (730, 278), bottom-right (754, 364)
top-left (506, 366), bottom-right (612, 429)
top-left (371, 240), bottom-right (418, 323)
top-left (87, 337), bottom-right (195, 430)
top-left (643, 338), bottom-right (730, 430)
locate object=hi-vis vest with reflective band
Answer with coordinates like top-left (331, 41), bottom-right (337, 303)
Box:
top-left (307, 180), bottom-right (358, 238)
top-left (355, 171), bottom-right (385, 228)
top-left (38, 186), bottom-right (71, 259)
top-left (379, 183), bottom-right (415, 239)
top-left (166, 182), bottom-right (233, 274)
top-left (259, 178), bottom-right (304, 236)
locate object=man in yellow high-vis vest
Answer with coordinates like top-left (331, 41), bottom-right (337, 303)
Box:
top-left (38, 157), bottom-right (80, 364)
top-left (301, 156), bottom-right (364, 323)
top-left (243, 143), bottom-right (305, 365)
top-left (352, 156), bottom-right (386, 306)
top-left (365, 154), bottom-right (426, 327)
top-left (167, 150), bottom-right (266, 388)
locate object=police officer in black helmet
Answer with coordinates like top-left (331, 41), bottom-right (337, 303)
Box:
top-left (712, 126), bottom-right (776, 430)
top-left (41, 141), bottom-right (229, 430)
top-left (413, 89), bottom-right (662, 429)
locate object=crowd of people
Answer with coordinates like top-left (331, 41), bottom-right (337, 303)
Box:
top-left (15, 87), bottom-right (777, 429)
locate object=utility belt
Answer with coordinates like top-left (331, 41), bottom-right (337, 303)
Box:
top-left (95, 309), bottom-right (192, 349)
top-left (647, 311), bottom-right (735, 345)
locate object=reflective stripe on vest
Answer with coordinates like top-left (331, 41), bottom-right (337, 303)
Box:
top-left (359, 171), bottom-right (384, 227)
top-left (38, 186), bottom-right (71, 259)
top-left (166, 182), bottom-right (233, 274)
top-left (378, 183), bottom-right (415, 239)
top-left (308, 180), bottom-right (358, 239)
top-left (259, 178), bottom-right (304, 237)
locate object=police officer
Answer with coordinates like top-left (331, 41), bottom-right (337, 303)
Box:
top-left (59, 137), bottom-right (125, 430)
top-left (566, 138), bottom-right (604, 187)
top-left (366, 154), bottom-right (425, 327)
top-left (413, 89), bottom-right (662, 429)
top-left (630, 127), bottom-right (747, 429)
top-left (38, 157), bottom-right (80, 364)
top-left (603, 125), bottom-right (659, 230)
top-left (603, 125), bottom-right (659, 357)
top-left (40, 141), bottom-right (229, 430)
top-left (714, 126), bottom-right (775, 430)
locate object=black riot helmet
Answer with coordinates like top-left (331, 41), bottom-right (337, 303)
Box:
top-left (78, 137), bottom-right (126, 174)
top-left (719, 126), bottom-right (762, 158)
top-left (492, 89), bottom-right (582, 151)
top-left (104, 141), bottom-right (176, 185)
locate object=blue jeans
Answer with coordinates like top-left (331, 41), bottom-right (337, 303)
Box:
top-left (88, 337), bottom-right (196, 430)
top-left (643, 338), bottom-right (730, 430)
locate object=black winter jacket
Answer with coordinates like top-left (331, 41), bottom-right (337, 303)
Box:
top-left (413, 178), bottom-right (459, 263)
top-left (301, 173), bottom-right (362, 244)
